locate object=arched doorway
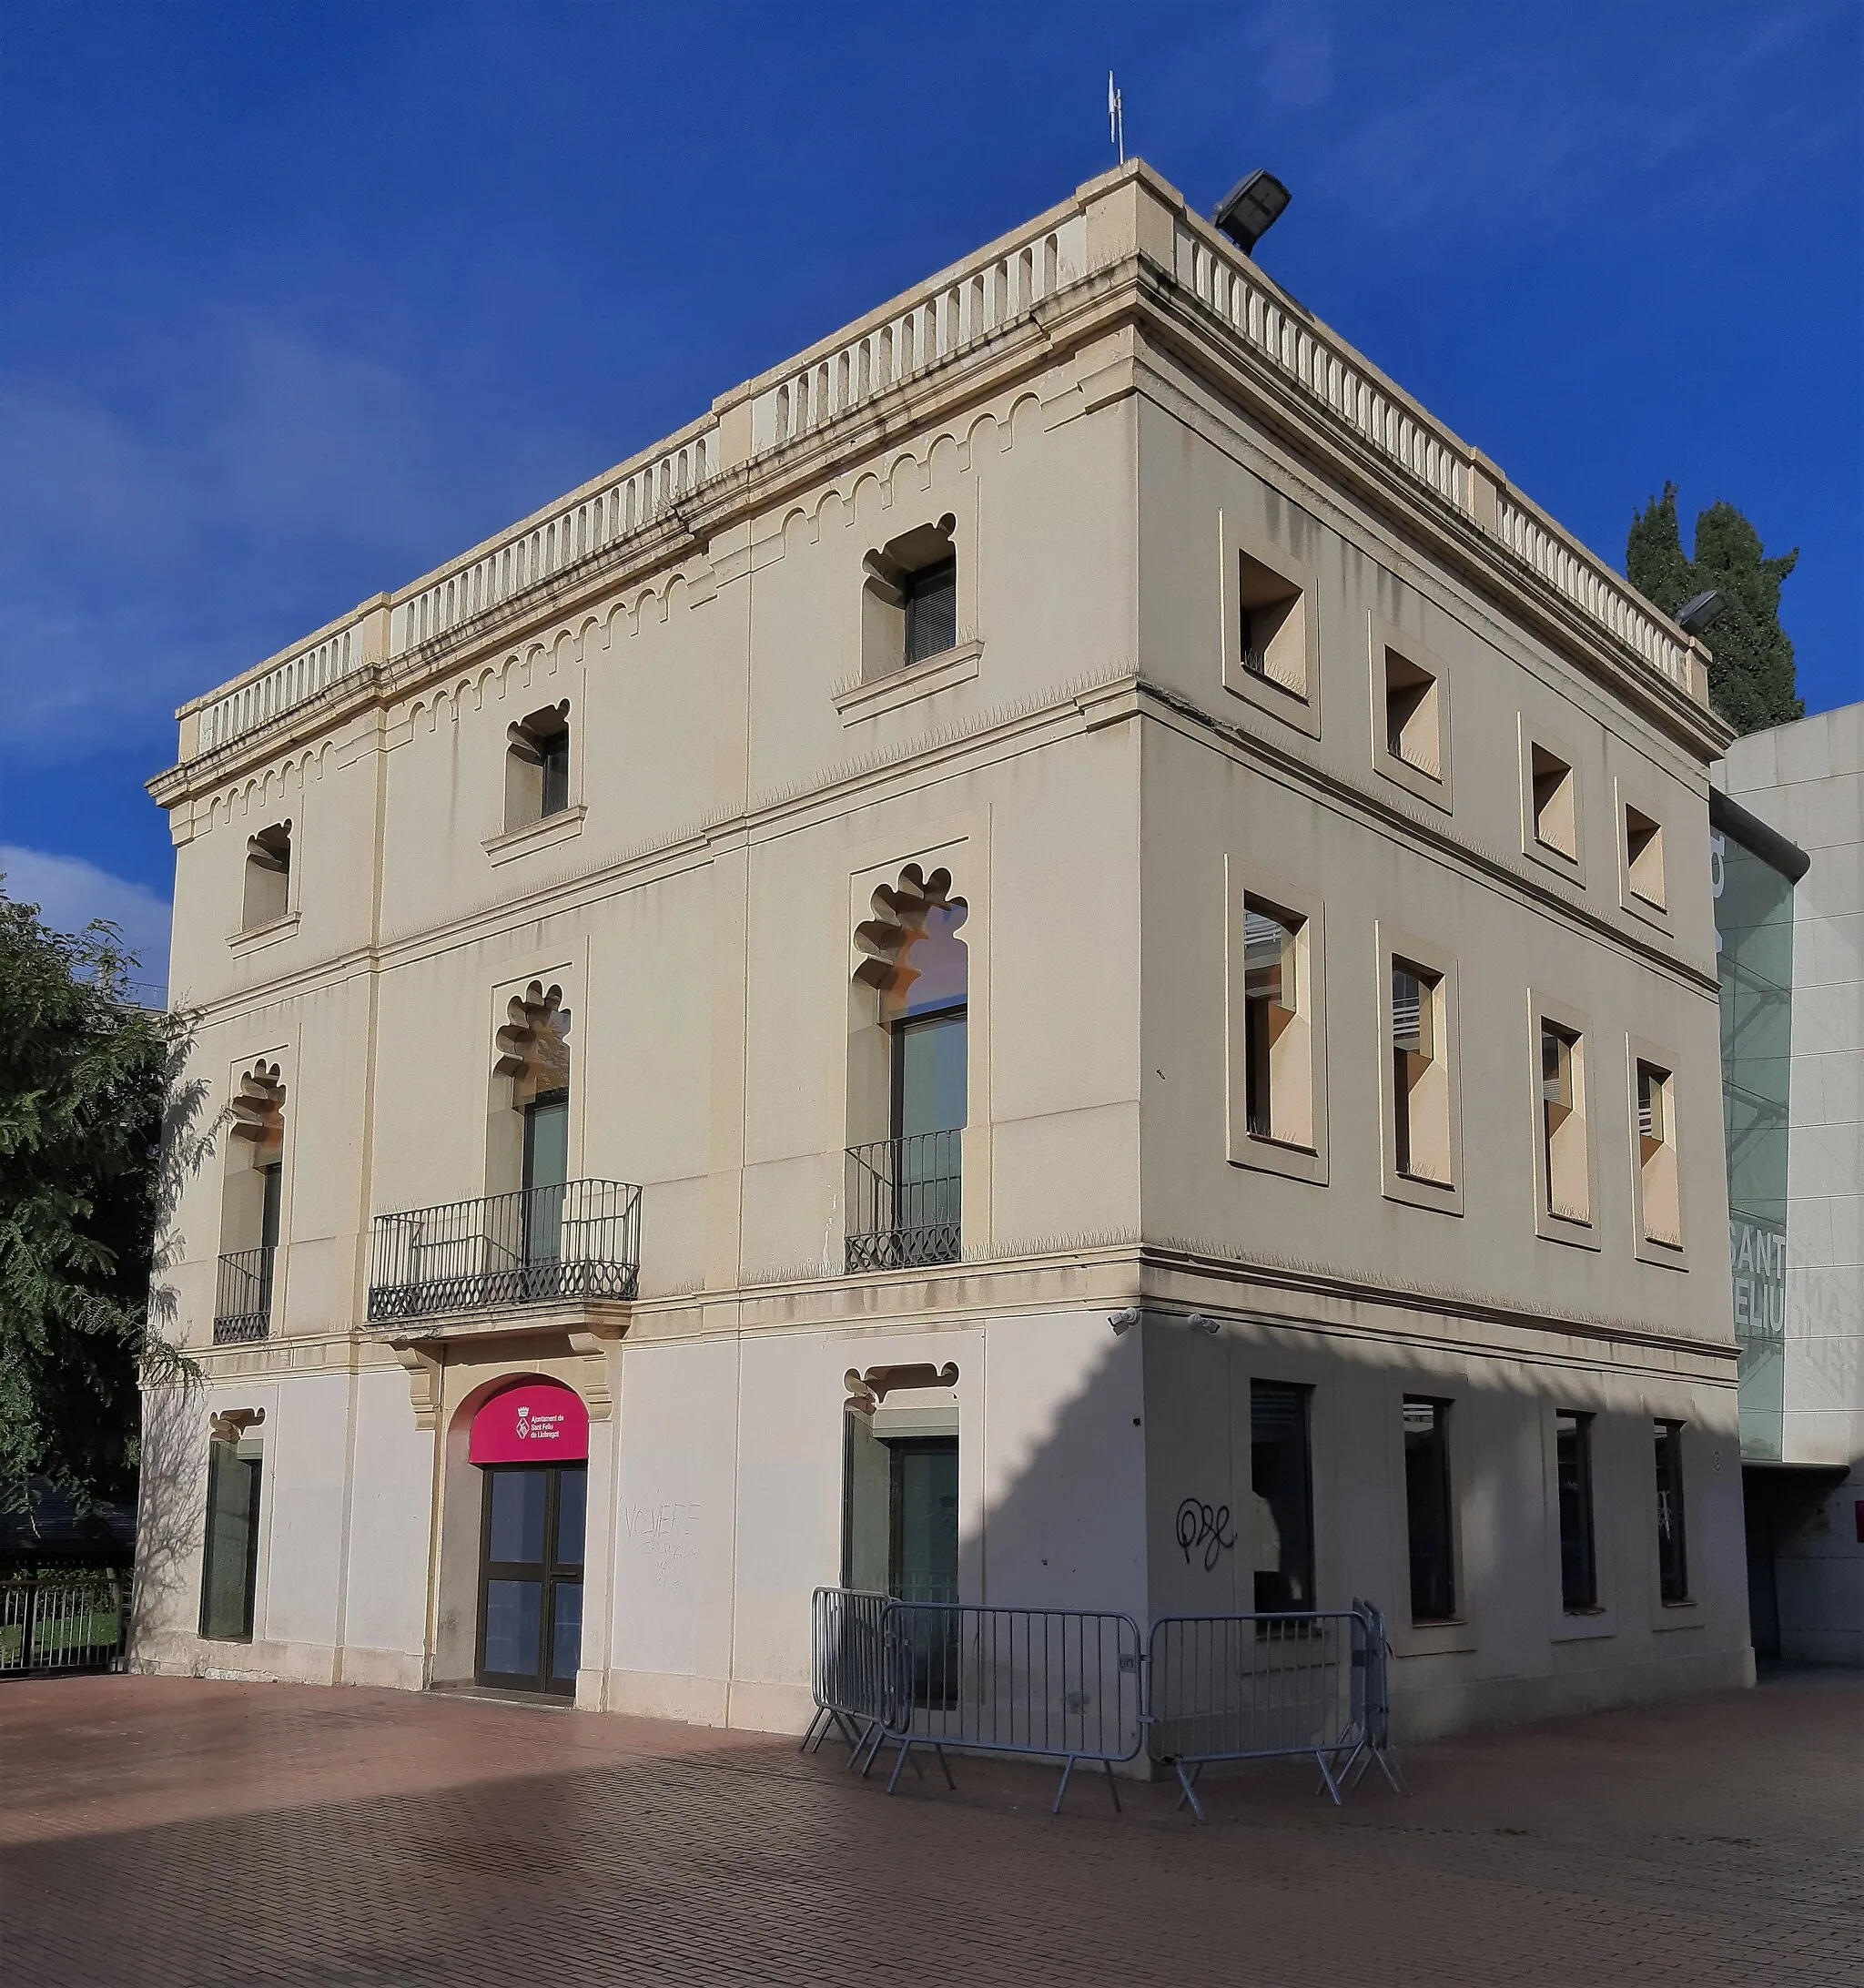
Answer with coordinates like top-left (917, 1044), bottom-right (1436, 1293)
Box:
top-left (469, 1380), bottom-right (589, 1695)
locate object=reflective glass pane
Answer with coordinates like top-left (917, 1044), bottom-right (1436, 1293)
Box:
top-left (551, 1581), bottom-right (583, 1680)
top-left (488, 1469), bottom-right (547, 1564)
top-left (482, 1579), bottom-right (541, 1678)
top-left (890, 1439), bottom-right (958, 1606)
top-left (896, 1009), bottom-right (967, 1137)
top-left (554, 1466), bottom-right (587, 1567)
top-left (1249, 1382), bottom-right (1314, 1610)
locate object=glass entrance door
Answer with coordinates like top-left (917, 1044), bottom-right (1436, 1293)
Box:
top-left (476, 1462), bottom-right (586, 1695)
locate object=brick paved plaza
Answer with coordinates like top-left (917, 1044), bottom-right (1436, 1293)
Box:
top-left (0, 1670), bottom-right (1858, 1987)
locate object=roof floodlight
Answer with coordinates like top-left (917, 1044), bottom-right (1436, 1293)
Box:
top-left (1676, 588), bottom-right (1727, 635)
top-left (1212, 170), bottom-right (1292, 255)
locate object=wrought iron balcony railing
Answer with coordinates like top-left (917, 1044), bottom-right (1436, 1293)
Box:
top-left (367, 1178), bottom-right (641, 1325)
top-left (845, 1131), bottom-right (961, 1273)
top-left (213, 1245), bottom-right (275, 1344)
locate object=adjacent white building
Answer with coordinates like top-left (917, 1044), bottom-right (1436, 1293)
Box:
top-left (1716, 703), bottom-right (1863, 1663)
top-left (136, 162), bottom-right (1752, 1738)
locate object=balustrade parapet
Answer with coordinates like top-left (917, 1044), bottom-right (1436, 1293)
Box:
top-left (170, 160), bottom-right (1707, 773)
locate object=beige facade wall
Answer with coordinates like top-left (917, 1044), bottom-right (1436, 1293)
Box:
top-left (137, 162), bottom-right (1748, 1739)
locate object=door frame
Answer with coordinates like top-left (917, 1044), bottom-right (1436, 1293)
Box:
top-left (473, 1461), bottom-right (586, 1695)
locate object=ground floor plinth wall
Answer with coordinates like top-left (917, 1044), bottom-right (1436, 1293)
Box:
top-left (132, 1280), bottom-right (1752, 1739)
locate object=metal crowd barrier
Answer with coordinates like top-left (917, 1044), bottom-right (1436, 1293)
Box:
top-left (0, 1572), bottom-right (132, 1676)
top-left (805, 1588), bottom-right (1403, 1821)
top-left (1146, 1600), bottom-right (1404, 1821)
top-left (799, 1587), bottom-right (889, 1763)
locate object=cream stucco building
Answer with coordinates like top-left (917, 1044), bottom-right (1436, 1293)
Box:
top-left (137, 162), bottom-right (1750, 1738)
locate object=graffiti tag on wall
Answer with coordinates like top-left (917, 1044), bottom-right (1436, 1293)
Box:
top-left (1176, 1497), bottom-right (1236, 1573)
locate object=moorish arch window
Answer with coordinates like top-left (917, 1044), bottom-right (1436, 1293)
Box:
top-left (846, 865), bottom-right (967, 1271)
top-left (491, 983), bottom-right (573, 1277)
top-left (215, 1061), bottom-right (285, 1344)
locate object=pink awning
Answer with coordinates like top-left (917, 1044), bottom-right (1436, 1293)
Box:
top-left (470, 1380), bottom-right (589, 1465)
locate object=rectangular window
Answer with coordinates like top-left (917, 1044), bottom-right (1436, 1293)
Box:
top-left (1625, 804), bottom-right (1666, 908)
top-left (1530, 744), bottom-right (1577, 859)
top-left (540, 728), bottom-right (571, 817)
top-left (1636, 1060), bottom-right (1682, 1247)
top-left (1654, 1420), bottom-right (1689, 1602)
top-left (1241, 899), bottom-right (1312, 1148)
top-left (1238, 553), bottom-right (1309, 698)
top-left (1403, 1397), bottom-right (1456, 1622)
top-left (1249, 1381), bottom-right (1315, 1611)
top-left (904, 558), bottom-right (957, 664)
top-left (1540, 1020), bottom-right (1589, 1222)
top-left (1555, 1411), bottom-right (1597, 1611)
top-left (198, 1436), bottom-right (262, 1640)
top-left (1393, 960), bottom-right (1450, 1184)
top-left (1383, 649), bottom-right (1442, 778)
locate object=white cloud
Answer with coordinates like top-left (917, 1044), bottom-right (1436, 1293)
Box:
top-left (0, 845), bottom-right (171, 997)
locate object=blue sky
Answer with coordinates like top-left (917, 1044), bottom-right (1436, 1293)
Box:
top-left (2, 2), bottom-right (1859, 984)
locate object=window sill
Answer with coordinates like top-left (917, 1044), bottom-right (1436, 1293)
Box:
top-left (1383, 1167), bottom-right (1464, 1217)
top-left (1231, 1134), bottom-right (1327, 1186)
top-left (1551, 1608), bottom-right (1617, 1644)
top-left (1653, 1599), bottom-right (1702, 1631)
top-left (483, 805), bottom-right (587, 866)
top-left (1222, 659), bottom-right (1321, 739)
top-left (1392, 1616), bottom-right (1477, 1658)
top-left (1374, 748), bottom-right (1453, 814)
top-left (835, 640), bottom-right (983, 723)
top-left (1635, 1230), bottom-right (1689, 1272)
top-left (1525, 836), bottom-right (1586, 889)
top-left (228, 911), bottom-right (299, 953)
top-left (1620, 888), bottom-right (1671, 931)
top-left (1535, 1205), bottom-right (1603, 1253)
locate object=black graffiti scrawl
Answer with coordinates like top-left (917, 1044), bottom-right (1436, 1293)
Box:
top-left (1176, 1497), bottom-right (1236, 1572)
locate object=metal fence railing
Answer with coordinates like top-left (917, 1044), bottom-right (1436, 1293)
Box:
top-left (0, 1572), bottom-right (132, 1676)
top-left (805, 1588), bottom-right (1403, 1820)
top-left (800, 1587), bottom-right (890, 1763)
top-left (367, 1178), bottom-right (642, 1324)
top-left (213, 1245), bottom-right (275, 1344)
top-left (845, 1133), bottom-right (961, 1273)
top-left (1146, 1604), bottom-right (1403, 1819)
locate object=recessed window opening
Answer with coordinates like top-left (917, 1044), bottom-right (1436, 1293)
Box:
top-left (1403, 1397), bottom-right (1456, 1622)
top-left (1392, 960), bottom-right (1450, 1184)
top-left (1242, 898), bottom-right (1312, 1148)
top-left (242, 822), bottom-right (291, 929)
top-left (216, 1062), bottom-right (285, 1344)
top-left (506, 704), bottom-right (571, 831)
top-left (1531, 745), bottom-right (1577, 859)
top-left (1555, 1410), bottom-right (1598, 1611)
top-left (863, 516), bottom-right (958, 680)
top-left (847, 867), bottom-right (967, 1270)
top-left (1540, 1020), bottom-right (1589, 1222)
top-left (1250, 1381), bottom-right (1315, 1612)
top-left (843, 1393), bottom-right (959, 1705)
top-left (1626, 805), bottom-right (1666, 908)
top-left (1654, 1420), bottom-right (1689, 1602)
top-left (1238, 553), bottom-right (1307, 697)
top-left (199, 1421), bottom-right (263, 1640)
top-left (1383, 649), bottom-right (1441, 778)
top-left (1636, 1060), bottom-right (1682, 1246)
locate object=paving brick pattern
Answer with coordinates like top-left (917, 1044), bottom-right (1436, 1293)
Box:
top-left (0, 1671), bottom-right (1858, 1986)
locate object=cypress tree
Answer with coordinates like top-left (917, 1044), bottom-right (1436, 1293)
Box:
top-left (1626, 484), bottom-right (1802, 735)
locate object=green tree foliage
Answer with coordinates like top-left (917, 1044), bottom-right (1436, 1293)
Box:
top-left (1627, 484), bottom-right (1802, 735)
top-left (0, 879), bottom-right (198, 1509)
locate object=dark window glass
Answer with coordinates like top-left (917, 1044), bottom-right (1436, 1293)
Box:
top-left (904, 558), bottom-right (957, 664)
top-left (198, 1441), bottom-right (262, 1640)
top-left (550, 1582), bottom-right (583, 1681)
top-left (1250, 1381), bottom-right (1314, 1611)
top-left (1403, 1397), bottom-right (1456, 1622)
top-left (1242, 906), bottom-right (1293, 1141)
top-left (554, 1466), bottom-right (587, 1567)
top-left (1655, 1420), bottom-right (1689, 1602)
top-left (894, 1009), bottom-right (967, 1139)
top-left (1556, 1411), bottom-right (1597, 1610)
top-left (540, 727), bottom-right (570, 816)
top-left (522, 1090), bottom-right (570, 1265)
top-left (889, 1437), bottom-right (959, 1606)
top-left (259, 1161), bottom-right (283, 1250)
top-left (482, 1577), bottom-right (542, 1676)
top-left (488, 1467), bottom-right (547, 1565)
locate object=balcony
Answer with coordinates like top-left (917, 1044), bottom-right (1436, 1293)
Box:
top-left (845, 1132), bottom-right (961, 1273)
top-left (213, 1246), bottom-right (275, 1344)
top-left (367, 1179), bottom-right (641, 1326)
